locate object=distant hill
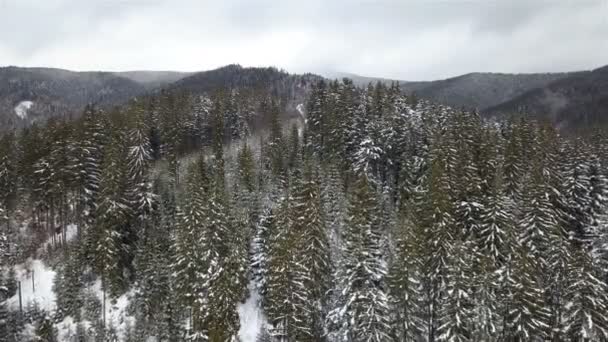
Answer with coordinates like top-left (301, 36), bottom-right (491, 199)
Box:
top-left (171, 64), bottom-right (323, 114)
top-left (0, 65), bottom-right (324, 131)
top-left (325, 70), bottom-right (573, 112)
top-left (172, 64), bottom-right (321, 94)
top-left (0, 66), bottom-right (153, 129)
top-left (485, 65), bottom-right (608, 129)
top-left (402, 72), bottom-right (574, 111)
top-left (2, 63), bottom-right (606, 132)
top-left (322, 71), bottom-right (414, 88)
top-left (329, 68), bottom-right (608, 130)
top-left (115, 70), bottom-right (193, 89)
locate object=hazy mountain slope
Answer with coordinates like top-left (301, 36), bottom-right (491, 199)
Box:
top-left (485, 65), bottom-right (608, 129)
top-left (322, 71), bottom-right (426, 89)
top-left (0, 66), bottom-right (147, 129)
top-left (0, 65), bottom-right (325, 131)
top-left (114, 70), bottom-right (193, 89)
top-left (326, 70), bottom-right (573, 111)
top-left (2, 64), bottom-right (604, 133)
top-left (401, 72), bottom-right (574, 111)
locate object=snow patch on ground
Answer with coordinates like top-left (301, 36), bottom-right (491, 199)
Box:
top-left (56, 315), bottom-right (93, 341)
top-left (238, 281), bottom-right (268, 342)
top-left (7, 259), bottom-right (57, 312)
top-left (19, 322), bottom-right (37, 341)
top-left (57, 316), bottom-right (76, 341)
top-left (296, 103), bottom-right (305, 119)
top-left (91, 279), bottom-right (135, 340)
top-left (14, 100), bottom-right (34, 119)
top-left (38, 223), bottom-right (79, 254)
top-left (64, 223), bottom-right (78, 242)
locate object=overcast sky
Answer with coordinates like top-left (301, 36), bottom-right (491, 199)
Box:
top-left (0, 0), bottom-right (606, 80)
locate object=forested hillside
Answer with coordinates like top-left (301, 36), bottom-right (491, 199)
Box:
top-left (486, 65), bottom-right (608, 129)
top-left (0, 65), bottom-right (319, 133)
top-left (326, 70), bottom-right (574, 112)
top-left (0, 67), bottom-right (151, 129)
top-left (2, 76), bottom-right (608, 342)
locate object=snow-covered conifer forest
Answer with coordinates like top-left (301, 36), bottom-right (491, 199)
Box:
top-left (2, 74), bottom-right (608, 342)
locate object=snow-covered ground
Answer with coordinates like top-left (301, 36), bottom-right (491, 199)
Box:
top-left (14, 100), bottom-right (34, 119)
top-left (91, 279), bottom-right (136, 340)
top-left (56, 315), bottom-right (93, 341)
top-left (238, 281), bottom-right (268, 342)
top-left (7, 258), bottom-right (57, 312)
top-left (54, 280), bottom-right (135, 341)
top-left (238, 238), bottom-right (269, 342)
top-left (6, 223), bottom-right (79, 313)
top-left (38, 223), bottom-right (78, 254)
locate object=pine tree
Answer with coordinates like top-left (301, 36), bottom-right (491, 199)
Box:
top-left (563, 245), bottom-right (608, 341)
top-left (159, 91), bottom-right (186, 186)
top-left (502, 120), bottom-right (526, 201)
top-left (0, 297), bottom-right (8, 342)
top-left (330, 175), bottom-right (393, 342)
top-left (287, 123), bottom-right (300, 170)
top-left (126, 102), bottom-right (156, 241)
top-left (237, 143), bottom-right (257, 193)
top-left (265, 196), bottom-right (294, 341)
top-left (92, 128), bottom-right (131, 297)
top-left (252, 206), bottom-right (274, 300)
top-left (77, 105), bottom-right (108, 235)
top-left (256, 328), bottom-right (272, 342)
top-left (306, 80), bottom-right (327, 156)
top-left (0, 133), bottom-right (17, 236)
top-left (172, 156), bottom-right (208, 338)
top-left (470, 256), bottom-right (502, 341)
top-left (503, 244), bottom-right (550, 341)
top-left (203, 187), bottom-right (246, 342)
top-left (208, 132), bottom-right (247, 341)
top-left (416, 144), bottom-right (457, 342)
top-left (132, 198), bottom-right (174, 340)
top-left (518, 160), bottom-right (561, 272)
top-left (291, 162), bottom-right (331, 339)
top-left (479, 162), bottom-right (513, 266)
top-left (388, 212), bottom-right (424, 341)
top-left (35, 315), bottom-right (57, 342)
top-left (54, 247), bottom-right (85, 320)
top-left (268, 100), bottom-right (286, 179)
top-left (437, 241), bottom-right (474, 342)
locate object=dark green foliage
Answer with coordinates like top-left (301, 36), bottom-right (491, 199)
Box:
top-left (3, 74), bottom-right (608, 342)
top-left (35, 315), bottom-right (57, 342)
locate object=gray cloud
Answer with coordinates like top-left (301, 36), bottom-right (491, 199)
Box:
top-left (0, 0), bottom-right (606, 80)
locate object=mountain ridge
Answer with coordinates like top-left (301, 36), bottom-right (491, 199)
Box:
top-left (1, 64), bottom-right (607, 131)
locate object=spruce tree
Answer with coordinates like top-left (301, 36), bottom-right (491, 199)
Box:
top-left (172, 156), bottom-right (208, 338)
top-left (331, 175), bottom-right (393, 342)
top-left (479, 162), bottom-right (513, 266)
top-left (388, 212), bottom-right (424, 341)
top-left (563, 245), bottom-right (608, 341)
top-left (92, 127), bottom-right (131, 297)
top-left (503, 244), bottom-right (550, 341)
top-left (290, 162), bottom-right (331, 340)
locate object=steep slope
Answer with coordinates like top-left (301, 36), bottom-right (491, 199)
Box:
top-left (485, 65), bottom-right (608, 129)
